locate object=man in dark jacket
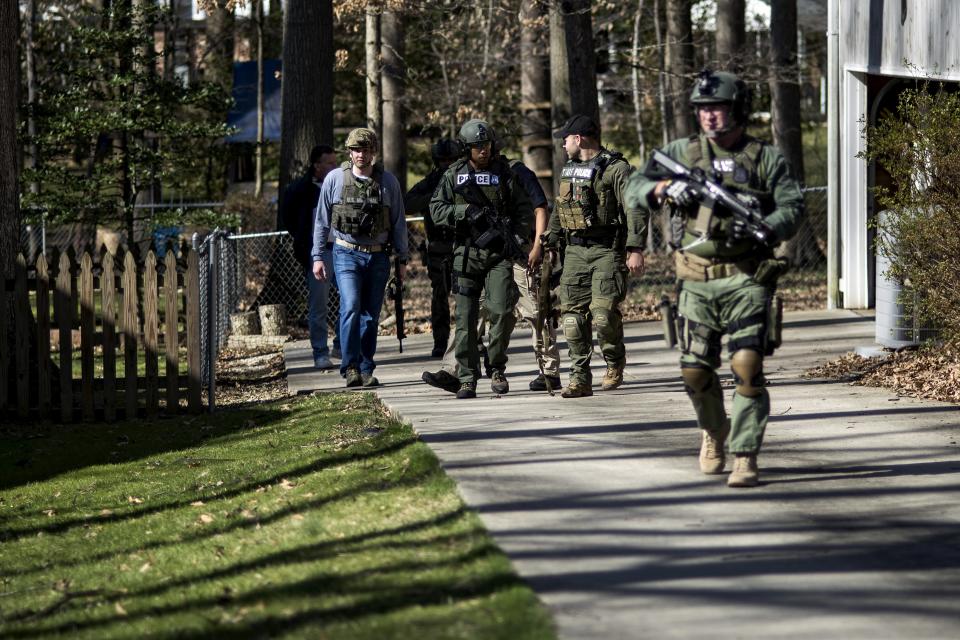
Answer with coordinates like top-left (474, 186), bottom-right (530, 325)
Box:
top-left (280, 144), bottom-right (338, 369)
top-left (405, 138), bottom-right (460, 356)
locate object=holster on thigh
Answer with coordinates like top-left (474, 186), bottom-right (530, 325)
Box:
top-left (679, 317), bottom-right (722, 360)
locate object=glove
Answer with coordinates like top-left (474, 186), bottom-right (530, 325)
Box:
top-left (464, 204), bottom-right (486, 223)
top-left (539, 230), bottom-right (560, 250)
top-left (664, 179), bottom-right (698, 208)
top-left (730, 216), bottom-right (776, 247)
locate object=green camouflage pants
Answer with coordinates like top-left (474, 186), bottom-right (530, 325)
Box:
top-left (678, 272), bottom-right (771, 453)
top-left (452, 244), bottom-right (519, 384)
top-left (558, 244), bottom-right (628, 384)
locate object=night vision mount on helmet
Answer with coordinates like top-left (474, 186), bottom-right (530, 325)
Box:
top-left (689, 69), bottom-right (752, 126)
top-left (458, 119), bottom-right (497, 152)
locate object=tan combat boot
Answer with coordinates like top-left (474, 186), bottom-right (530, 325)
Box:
top-left (727, 454), bottom-right (759, 488)
top-left (561, 380), bottom-right (593, 398)
top-left (699, 427), bottom-right (729, 475)
top-left (601, 364), bottom-right (624, 391)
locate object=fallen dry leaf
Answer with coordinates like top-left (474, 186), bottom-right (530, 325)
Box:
top-left (198, 514), bottom-right (215, 524)
top-left (127, 496), bottom-right (144, 505)
top-left (115, 602), bottom-right (128, 616)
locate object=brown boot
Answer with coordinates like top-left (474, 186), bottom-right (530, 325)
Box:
top-left (561, 380), bottom-right (593, 398)
top-left (601, 364), bottom-right (624, 391)
top-left (699, 420), bottom-right (730, 474)
top-left (727, 454), bottom-right (760, 488)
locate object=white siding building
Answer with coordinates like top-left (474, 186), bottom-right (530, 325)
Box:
top-left (828, 0), bottom-right (960, 308)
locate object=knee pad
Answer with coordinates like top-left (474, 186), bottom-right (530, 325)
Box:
top-left (681, 366), bottom-right (716, 395)
top-left (731, 349), bottom-right (765, 397)
top-left (562, 313), bottom-right (585, 341)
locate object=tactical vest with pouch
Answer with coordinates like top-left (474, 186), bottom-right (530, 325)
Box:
top-left (452, 158), bottom-right (512, 240)
top-left (676, 135), bottom-right (773, 258)
top-left (555, 149), bottom-right (626, 231)
top-left (330, 167), bottom-right (390, 237)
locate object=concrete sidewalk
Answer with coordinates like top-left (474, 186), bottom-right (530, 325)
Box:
top-left (285, 310), bottom-right (960, 639)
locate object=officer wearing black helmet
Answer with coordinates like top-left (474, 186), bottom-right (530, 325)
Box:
top-left (626, 70), bottom-right (805, 488)
top-left (405, 138), bottom-right (461, 357)
top-left (429, 119), bottom-right (533, 399)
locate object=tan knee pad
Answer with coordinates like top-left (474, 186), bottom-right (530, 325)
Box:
top-left (681, 366), bottom-right (714, 393)
top-left (731, 349), bottom-right (764, 397)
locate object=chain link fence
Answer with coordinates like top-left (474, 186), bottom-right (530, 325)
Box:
top-left (15, 186), bottom-right (826, 410)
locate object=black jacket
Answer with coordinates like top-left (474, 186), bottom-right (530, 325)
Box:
top-left (280, 172), bottom-right (321, 268)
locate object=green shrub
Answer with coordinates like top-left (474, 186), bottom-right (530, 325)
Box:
top-left (862, 82), bottom-right (960, 342)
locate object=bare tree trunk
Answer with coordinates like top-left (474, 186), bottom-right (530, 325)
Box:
top-left (715, 0), bottom-right (745, 72)
top-left (521, 0), bottom-right (553, 199)
top-left (205, 2), bottom-right (235, 93)
top-left (653, 0), bottom-right (672, 145)
top-left (381, 9), bottom-right (406, 191)
top-left (665, 0), bottom-right (694, 139)
top-left (365, 1), bottom-right (382, 143)
top-left (0, 0), bottom-right (19, 280)
top-left (550, 0), bottom-right (598, 192)
top-left (279, 0), bottom-right (334, 193)
top-left (769, 0), bottom-right (816, 265)
top-left (631, 0), bottom-right (647, 161)
top-left (24, 0), bottom-right (38, 200)
top-left (254, 0), bottom-right (265, 199)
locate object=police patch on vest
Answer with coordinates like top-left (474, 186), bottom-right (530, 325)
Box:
top-left (561, 165), bottom-right (596, 180)
top-left (456, 173), bottom-right (500, 186)
top-left (713, 158), bottom-right (737, 174)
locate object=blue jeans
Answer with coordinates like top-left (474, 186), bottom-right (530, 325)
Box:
top-left (332, 244), bottom-right (391, 376)
top-left (305, 253), bottom-right (337, 359)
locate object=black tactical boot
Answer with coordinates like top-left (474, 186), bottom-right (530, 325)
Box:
top-left (490, 370), bottom-right (509, 395)
top-left (456, 382), bottom-right (477, 399)
top-left (529, 374), bottom-right (561, 392)
top-left (421, 370), bottom-right (460, 394)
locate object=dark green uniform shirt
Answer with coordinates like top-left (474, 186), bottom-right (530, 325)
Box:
top-left (429, 157), bottom-right (534, 246)
top-left (625, 134), bottom-right (804, 258)
top-left (549, 149), bottom-right (648, 250)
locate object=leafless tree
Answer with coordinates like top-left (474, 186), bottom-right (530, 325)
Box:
top-left (520, 0), bottom-right (553, 199)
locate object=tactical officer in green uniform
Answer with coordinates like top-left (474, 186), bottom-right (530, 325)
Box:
top-left (625, 70), bottom-right (805, 488)
top-left (405, 138), bottom-right (461, 357)
top-left (545, 114), bottom-right (648, 399)
top-left (429, 119), bottom-right (533, 399)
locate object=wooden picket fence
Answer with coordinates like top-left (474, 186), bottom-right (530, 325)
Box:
top-left (0, 246), bottom-right (203, 423)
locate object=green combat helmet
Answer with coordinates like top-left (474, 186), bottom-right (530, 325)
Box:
top-left (431, 138), bottom-right (461, 164)
top-left (689, 69), bottom-right (752, 127)
top-left (458, 119), bottom-right (497, 151)
top-left (345, 127), bottom-right (378, 150)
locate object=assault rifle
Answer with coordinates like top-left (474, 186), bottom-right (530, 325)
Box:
top-left (453, 179), bottom-right (526, 261)
top-left (386, 256), bottom-right (406, 353)
top-left (533, 248), bottom-right (557, 395)
top-left (644, 150), bottom-right (773, 246)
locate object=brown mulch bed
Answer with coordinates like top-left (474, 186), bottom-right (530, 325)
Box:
top-left (803, 343), bottom-right (960, 404)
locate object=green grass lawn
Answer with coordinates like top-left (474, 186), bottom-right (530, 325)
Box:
top-left (0, 394), bottom-right (555, 640)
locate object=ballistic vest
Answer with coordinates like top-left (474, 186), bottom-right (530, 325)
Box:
top-left (330, 166), bottom-right (390, 237)
top-left (451, 158), bottom-right (512, 217)
top-left (555, 149), bottom-right (626, 231)
top-left (678, 134), bottom-right (773, 258)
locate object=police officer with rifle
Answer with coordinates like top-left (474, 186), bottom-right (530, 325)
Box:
top-left (626, 70), bottom-right (805, 488)
top-left (429, 119), bottom-right (533, 399)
